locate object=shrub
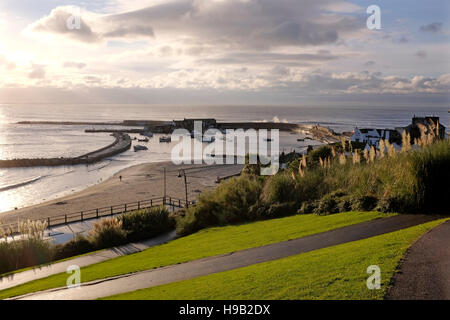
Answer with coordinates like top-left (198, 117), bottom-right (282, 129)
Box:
top-left (350, 195), bottom-right (378, 212)
top-left (0, 239), bottom-right (54, 275)
top-left (314, 194), bottom-right (339, 215)
top-left (88, 218), bottom-right (127, 250)
top-left (265, 202), bottom-right (297, 219)
top-left (298, 201), bottom-right (318, 215)
top-left (53, 235), bottom-right (94, 261)
top-left (336, 196), bottom-right (352, 213)
top-left (261, 173), bottom-right (298, 205)
top-left (121, 206), bottom-right (175, 242)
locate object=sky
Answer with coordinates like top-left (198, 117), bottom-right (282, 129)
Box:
top-left (0, 0), bottom-right (449, 106)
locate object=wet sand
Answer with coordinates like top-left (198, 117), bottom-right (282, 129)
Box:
top-left (0, 162), bottom-right (244, 225)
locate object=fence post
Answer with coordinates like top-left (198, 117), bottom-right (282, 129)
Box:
top-left (65, 215), bottom-right (67, 224)
top-left (96, 209), bottom-right (99, 219)
top-left (111, 206), bottom-right (113, 216)
top-left (81, 212), bottom-right (84, 222)
top-left (138, 201), bottom-right (140, 210)
top-left (179, 199), bottom-right (181, 207)
top-left (125, 204), bottom-right (127, 212)
top-left (47, 217), bottom-right (51, 227)
top-left (151, 199), bottom-right (153, 207)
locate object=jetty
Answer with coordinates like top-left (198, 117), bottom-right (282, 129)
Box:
top-left (0, 133), bottom-right (132, 168)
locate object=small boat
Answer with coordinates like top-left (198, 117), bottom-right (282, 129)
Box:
top-left (134, 145), bottom-right (148, 152)
top-left (138, 138), bottom-right (149, 142)
top-left (297, 138), bottom-right (305, 142)
top-left (142, 131), bottom-right (153, 138)
top-left (159, 136), bottom-right (172, 143)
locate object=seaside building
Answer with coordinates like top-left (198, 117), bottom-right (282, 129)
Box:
top-left (398, 116), bottom-right (447, 141)
top-left (350, 128), bottom-right (402, 149)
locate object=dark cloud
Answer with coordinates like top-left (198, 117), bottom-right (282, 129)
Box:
top-left (419, 22), bottom-right (443, 33)
top-left (201, 51), bottom-right (339, 66)
top-left (29, 0), bottom-right (363, 48)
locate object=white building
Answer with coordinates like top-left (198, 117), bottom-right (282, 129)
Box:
top-left (350, 127), bottom-right (402, 150)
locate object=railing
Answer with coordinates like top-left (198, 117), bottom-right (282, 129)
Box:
top-left (0, 196), bottom-right (194, 234)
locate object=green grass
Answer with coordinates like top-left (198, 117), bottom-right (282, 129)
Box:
top-left (0, 211), bottom-right (391, 299)
top-left (105, 219), bottom-right (448, 300)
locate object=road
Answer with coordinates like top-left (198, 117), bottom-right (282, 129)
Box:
top-left (9, 214), bottom-right (439, 300)
top-left (387, 220), bottom-right (450, 300)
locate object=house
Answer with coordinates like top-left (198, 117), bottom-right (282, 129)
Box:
top-left (400, 116), bottom-right (447, 140)
top-left (350, 127), bottom-right (402, 149)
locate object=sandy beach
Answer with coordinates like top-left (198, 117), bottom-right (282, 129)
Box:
top-left (0, 162), bottom-right (244, 225)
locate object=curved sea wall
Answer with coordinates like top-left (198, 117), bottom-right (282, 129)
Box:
top-left (0, 133), bottom-right (132, 168)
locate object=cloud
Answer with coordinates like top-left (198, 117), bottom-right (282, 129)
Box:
top-left (27, 0), bottom-right (363, 48)
top-left (63, 61), bottom-right (87, 69)
top-left (28, 64), bottom-right (46, 79)
top-left (419, 22), bottom-right (443, 33)
top-left (27, 6), bottom-right (101, 43)
top-left (415, 50), bottom-right (427, 59)
top-left (200, 50), bottom-right (339, 66)
top-left (0, 55), bottom-right (16, 70)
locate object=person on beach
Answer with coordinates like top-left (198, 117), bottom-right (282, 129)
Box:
top-left (119, 175), bottom-right (122, 182)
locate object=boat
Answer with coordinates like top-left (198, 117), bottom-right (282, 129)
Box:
top-left (134, 145), bottom-right (148, 152)
top-left (142, 131), bottom-right (153, 138)
top-left (138, 137), bottom-right (149, 142)
top-left (159, 136), bottom-right (172, 143)
top-left (297, 138), bottom-right (305, 142)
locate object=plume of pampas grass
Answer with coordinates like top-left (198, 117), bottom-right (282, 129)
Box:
top-left (339, 153), bottom-right (347, 165)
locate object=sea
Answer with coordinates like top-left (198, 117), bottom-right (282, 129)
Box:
top-left (0, 104), bottom-right (448, 213)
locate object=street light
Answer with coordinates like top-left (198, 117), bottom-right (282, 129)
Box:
top-left (178, 169), bottom-right (189, 208)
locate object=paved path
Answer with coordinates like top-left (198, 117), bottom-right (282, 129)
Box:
top-left (0, 231), bottom-right (177, 291)
top-left (9, 214), bottom-right (439, 300)
top-left (387, 220), bottom-right (450, 300)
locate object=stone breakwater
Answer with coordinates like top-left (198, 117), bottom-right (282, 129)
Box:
top-left (0, 133), bottom-right (132, 168)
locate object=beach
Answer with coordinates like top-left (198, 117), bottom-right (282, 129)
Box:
top-left (0, 161), bottom-right (244, 225)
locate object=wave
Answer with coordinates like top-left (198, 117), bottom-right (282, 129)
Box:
top-left (0, 175), bottom-right (44, 192)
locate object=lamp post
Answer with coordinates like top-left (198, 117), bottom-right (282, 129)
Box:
top-left (178, 169), bottom-right (189, 208)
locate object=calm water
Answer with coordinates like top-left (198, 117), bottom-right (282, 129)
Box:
top-left (0, 104), bottom-right (448, 213)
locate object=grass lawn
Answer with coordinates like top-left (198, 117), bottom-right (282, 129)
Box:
top-left (0, 211), bottom-right (391, 299)
top-left (105, 219), bottom-right (448, 300)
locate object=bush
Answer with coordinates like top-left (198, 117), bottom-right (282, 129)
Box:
top-left (297, 201), bottom-right (318, 215)
top-left (350, 195), bottom-right (378, 212)
top-left (88, 218), bottom-right (127, 250)
top-left (336, 196), bottom-right (352, 213)
top-left (0, 239), bottom-right (54, 275)
top-left (261, 173), bottom-right (298, 205)
top-left (53, 235), bottom-right (94, 261)
top-left (314, 194), bottom-right (339, 215)
top-left (177, 176), bottom-right (264, 236)
top-left (121, 206), bottom-right (175, 242)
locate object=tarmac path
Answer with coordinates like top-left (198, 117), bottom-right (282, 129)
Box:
top-left (8, 214), bottom-right (439, 300)
top-left (387, 220), bottom-right (450, 300)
